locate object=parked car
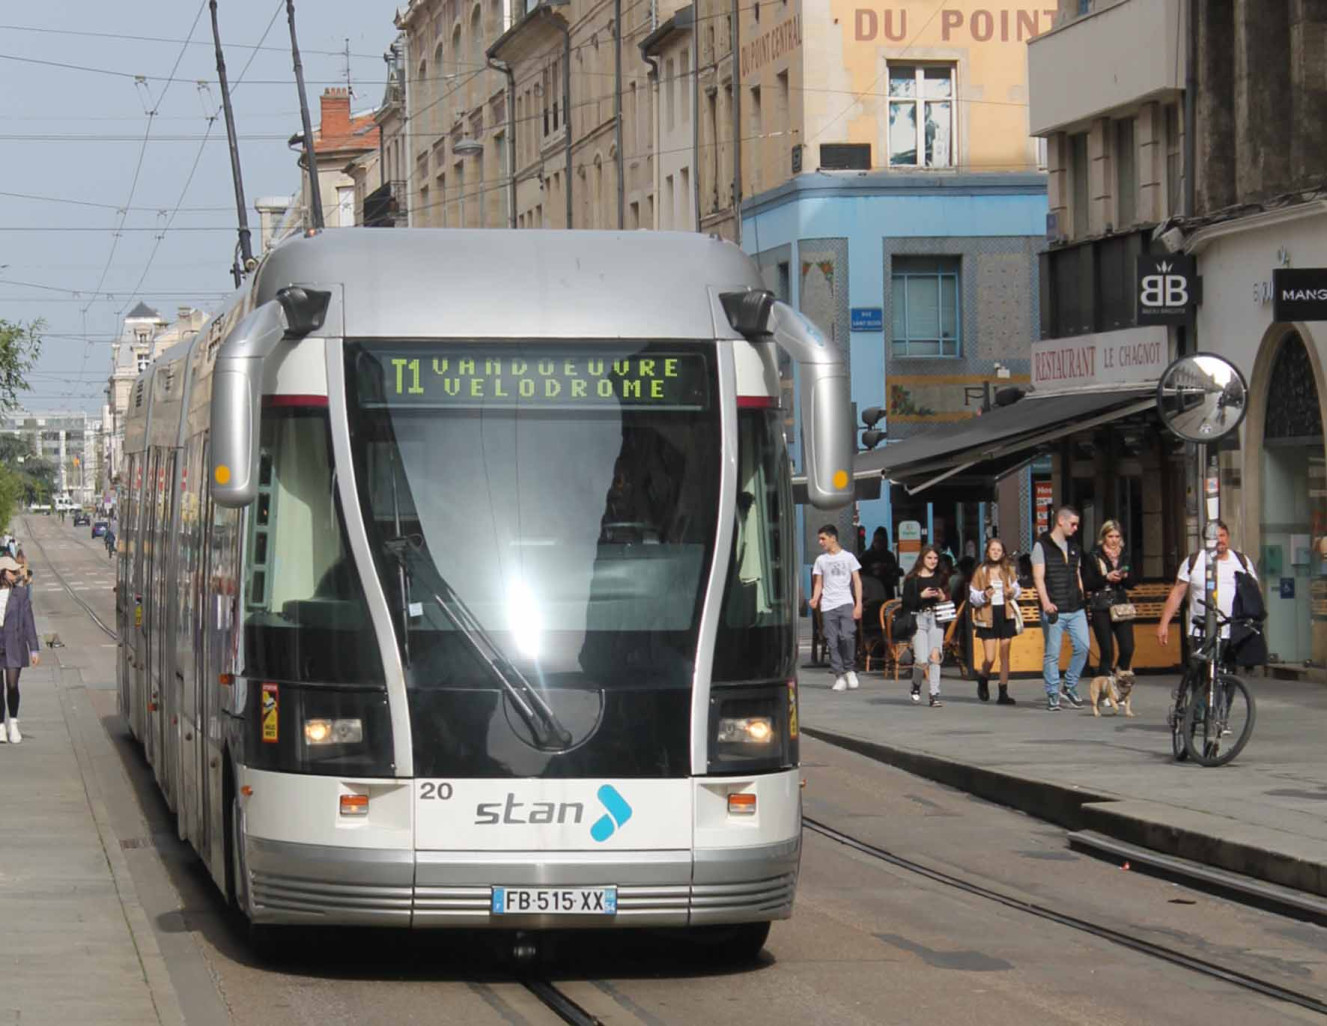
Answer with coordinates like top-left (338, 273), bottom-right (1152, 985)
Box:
top-left (91, 520), bottom-right (108, 538)
top-left (73, 511), bottom-right (90, 527)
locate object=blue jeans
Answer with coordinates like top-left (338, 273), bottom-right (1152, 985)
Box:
top-left (1042, 609), bottom-right (1089, 696)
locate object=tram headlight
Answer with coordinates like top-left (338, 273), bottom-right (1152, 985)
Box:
top-left (303, 718), bottom-right (364, 745)
top-left (708, 685), bottom-right (796, 773)
top-left (715, 716), bottom-right (776, 744)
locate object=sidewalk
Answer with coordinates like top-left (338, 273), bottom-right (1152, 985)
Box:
top-left (799, 654), bottom-right (1327, 900)
top-left (0, 663), bottom-right (183, 1025)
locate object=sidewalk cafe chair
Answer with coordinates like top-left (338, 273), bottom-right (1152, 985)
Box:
top-left (866, 599), bottom-right (909, 681)
top-left (942, 599), bottom-right (969, 679)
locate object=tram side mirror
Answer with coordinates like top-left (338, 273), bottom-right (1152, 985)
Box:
top-left (210, 301), bottom-right (289, 508)
top-left (720, 290), bottom-right (853, 510)
top-left (1156, 352), bottom-right (1248, 443)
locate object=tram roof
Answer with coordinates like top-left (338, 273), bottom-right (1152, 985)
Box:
top-left (253, 228), bottom-right (761, 340)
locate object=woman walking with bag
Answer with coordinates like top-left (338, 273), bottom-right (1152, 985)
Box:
top-left (901, 546), bottom-right (952, 707)
top-left (969, 538), bottom-right (1021, 706)
top-left (1083, 520), bottom-right (1135, 680)
top-left (0, 554), bottom-right (40, 744)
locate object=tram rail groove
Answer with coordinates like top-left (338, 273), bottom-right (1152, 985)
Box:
top-left (803, 816), bottom-right (1327, 1016)
top-left (521, 978), bottom-right (603, 1025)
top-left (21, 517), bottom-right (118, 641)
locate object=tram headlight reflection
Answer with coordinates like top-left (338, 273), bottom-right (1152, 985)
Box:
top-left (303, 718), bottom-right (364, 745)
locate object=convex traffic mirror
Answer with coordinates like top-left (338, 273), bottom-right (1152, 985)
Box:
top-left (1156, 352), bottom-right (1248, 442)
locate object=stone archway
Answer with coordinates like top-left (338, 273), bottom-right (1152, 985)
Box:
top-left (1242, 325), bottom-right (1327, 664)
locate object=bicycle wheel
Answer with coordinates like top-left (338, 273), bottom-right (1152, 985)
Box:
top-left (1170, 693), bottom-right (1189, 762)
top-left (1182, 674), bottom-right (1256, 766)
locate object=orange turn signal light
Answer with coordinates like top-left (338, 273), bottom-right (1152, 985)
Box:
top-left (240, 785), bottom-right (253, 797)
top-left (219, 673), bottom-right (234, 686)
top-left (340, 794), bottom-right (369, 817)
top-left (727, 793), bottom-right (757, 816)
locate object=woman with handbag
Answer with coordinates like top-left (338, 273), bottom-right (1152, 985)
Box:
top-left (901, 546), bottom-right (953, 707)
top-left (968, 538), bottom-right (1021, 706)
top-left (1084, 520), bottom-right (1135, 680)
top-left (0, 554), bottom-right (39, 744)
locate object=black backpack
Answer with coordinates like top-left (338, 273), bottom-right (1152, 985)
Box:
top-left (1186, 549), bottom-right (1266, 665)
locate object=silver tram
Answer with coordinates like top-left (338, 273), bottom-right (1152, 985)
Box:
top-left (117, 229), bottom-right (852, 954)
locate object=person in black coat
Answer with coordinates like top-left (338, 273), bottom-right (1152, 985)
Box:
top-left (0, 554), bottom-right (40, 744)
top-left (1082, 520), bottom-right (1135, 678)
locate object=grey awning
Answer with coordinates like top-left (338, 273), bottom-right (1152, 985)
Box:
top-left (854, 388), bottom-right (1155, 491)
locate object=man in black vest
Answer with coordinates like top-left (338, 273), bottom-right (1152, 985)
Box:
top-left (1031, 505), bottom-right (1089, 711)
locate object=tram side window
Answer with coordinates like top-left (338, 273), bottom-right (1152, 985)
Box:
top-left (242, 408), bottom-right (383, 685)
top-left (713, 409), bottom-right (796, 683)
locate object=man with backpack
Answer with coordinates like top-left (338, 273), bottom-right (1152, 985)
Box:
top-left (1156, 521), bottom-right (1262, 660)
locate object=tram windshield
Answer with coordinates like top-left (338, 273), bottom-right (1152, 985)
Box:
top-left (345, 342), bottom-right (721, 693)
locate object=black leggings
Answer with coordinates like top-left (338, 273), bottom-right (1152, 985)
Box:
top-left (3, 668), bottom-right (19, 718)
top-left (1091, 613), bottom-right (1135, 675)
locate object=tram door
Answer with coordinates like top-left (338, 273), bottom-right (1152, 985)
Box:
top-left (116, 456), bottom-right (135, 730)
top-left (143, 448), bottom-right (164, 777)
top-left (179, 436), bottom-right (206, 850)
top-left (156, 449), bottom-right (180, 808)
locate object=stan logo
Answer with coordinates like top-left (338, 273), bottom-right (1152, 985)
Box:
top-left (590, 785), bottom-right (633, 843)
top-left (1141, 261), bottom-right (1190, 309)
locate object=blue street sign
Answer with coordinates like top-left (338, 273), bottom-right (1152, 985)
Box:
top-left (851, 307), bottom-right (883, 332)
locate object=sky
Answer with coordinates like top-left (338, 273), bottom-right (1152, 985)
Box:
top-left (1, 1), bottom-right (400, 413)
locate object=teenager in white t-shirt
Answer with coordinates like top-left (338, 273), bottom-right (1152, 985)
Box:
top-left (1157, 522), bottom-right (1259, 645)
top-left (809, 524), bottom-right (863, 693)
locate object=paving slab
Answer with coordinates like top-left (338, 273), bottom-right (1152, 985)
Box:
top-left (798, 661), bottom-right (1327, 897)
top-left (0, 663), bottom-right (183, 1025)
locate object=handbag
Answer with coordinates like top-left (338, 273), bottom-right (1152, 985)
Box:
top-left (892, 608), bottom-right (917, 640)
top-left (933, 601), bottom-right (957, 624)
top-left (1109, 602), bottom-right (1137, 622)
top-left (1010, 601), bottom-right (1025, 635)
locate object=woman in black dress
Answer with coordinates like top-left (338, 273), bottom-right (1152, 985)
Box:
top-left (968, 538), bottom-right (1020, 705)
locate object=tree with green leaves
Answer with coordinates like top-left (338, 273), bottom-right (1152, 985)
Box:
top-left (0, 318), bottom-right (42, 414)
top-left (0, 435), bottom-right (56, 506)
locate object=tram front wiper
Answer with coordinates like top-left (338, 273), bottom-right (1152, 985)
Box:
top-left (425, 588), bottom-right (573, 751)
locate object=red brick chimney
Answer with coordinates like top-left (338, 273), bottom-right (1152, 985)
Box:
top-left (319, 88), bottom-right (352, 140)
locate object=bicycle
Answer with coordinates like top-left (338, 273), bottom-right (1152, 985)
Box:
top-left (1167, 610), bottom-right (1258, 766)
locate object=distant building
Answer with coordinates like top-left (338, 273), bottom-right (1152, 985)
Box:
top-left (105, 304), bottom-right (209, 488)
top-left (1, 409), bottom-right (103, 507)
top-left (295, 88), bottom-right (382, 229)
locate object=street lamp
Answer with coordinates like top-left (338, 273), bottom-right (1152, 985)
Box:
top-left (453, 138), bottom-right (484, 156)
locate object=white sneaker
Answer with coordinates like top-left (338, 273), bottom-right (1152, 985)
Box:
top-left (6, 719), bottom-right (17, 744)
top-left (831, 676), bottom-right (848, 692)
top-left (846, 671), bottom-right (860, 690)
top-left (0, 721), bottom-right (7, 743)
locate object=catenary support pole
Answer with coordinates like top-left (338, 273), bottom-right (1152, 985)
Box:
top-left (287, 0), bottom-right (324, 229)
top-left (209, 0), bottom-right (253, 280)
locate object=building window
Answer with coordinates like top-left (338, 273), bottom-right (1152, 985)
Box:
top-left (887, 64), bottom-right (954, 167)
top-left (137, 353), bottom-right (151, 373)
top-left (665, 58), bottom-right (675, 130)
top-left (1165, 104), bottom-right (1181, 216)
top-left (679, 49), bottom-right (689, 122)
top-left (495, 131), bottom-right (508, 225)
top-left (679, 166), bottom-right (690, 228)
top-left (1114, 117), bottom-right (1135, 229)
top-left (1070, 131), bottom-right (1089, 237)
top-left (891, 256), bottom-right (960, 358)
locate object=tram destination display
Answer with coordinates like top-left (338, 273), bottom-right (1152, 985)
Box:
top-left (357, 345), bottom-right (712, 411)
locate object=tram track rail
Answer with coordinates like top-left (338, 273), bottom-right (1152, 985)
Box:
top-left (21, 516), bottom-right (118, 641)
top-left (803, 815), bottom-right (1327, 1016)
top-left (521, 978), bottom-right (603, 1025)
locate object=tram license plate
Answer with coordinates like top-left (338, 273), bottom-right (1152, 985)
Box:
top-left (491, 886), bottom-right (617, 916)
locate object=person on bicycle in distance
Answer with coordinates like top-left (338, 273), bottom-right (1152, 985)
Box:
top-left (1032, 505), bottom-right (1089, 711)
top-left (1156, 521), bottom-right (1258, 657)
